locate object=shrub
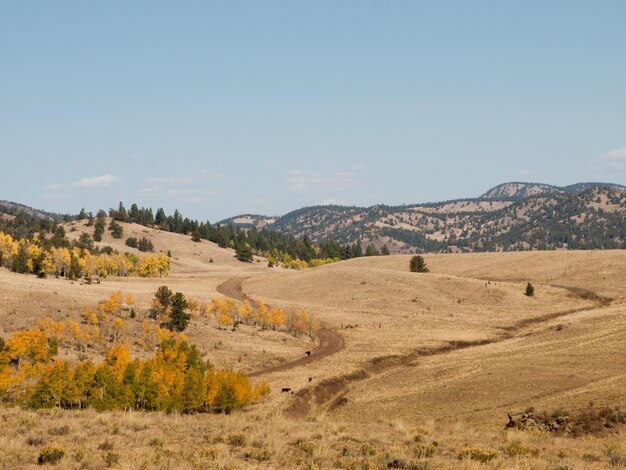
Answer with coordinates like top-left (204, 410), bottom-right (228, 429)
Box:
top-left (48, 425), bottom-right (70, 436)
top-left (458, 447), bottom-right (498, 462)
top-left (37, 445), bottom-right (65, 465)
top-left (103, 452), bottom-right (120, 467)
top-left (227, 432), bottom-right (247, 447)
top-left (506, 440), bottom-right (539, 457)
top-left (138, 237), bottom-right (154, 252)
top-left (27, 436), bottom-right (46, 447)
top-left (108, 220), bottom-right (123, 239)
top-left (242, 447), bottom-right (272, 462)
top-left (98, 439), bottom-right (114, 451)
top-left (125, 237), bottom-right (138, 248)
top-left (414, 444), bottom-right (437, 458)
top-left (235, 246), bottom-right (253, 263)
top-left (525, 282), bottom-right (535, 297)
top-left (409, 255), bottom-right (429, 273)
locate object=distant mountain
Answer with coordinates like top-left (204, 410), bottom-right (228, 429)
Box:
top-left (480, 181), bottom-right (626, 200)
top-left (219, 214), bottom-right (277, 229)
top-left (222, 182), bottom-right (626, 253)
top-left (0, 200), bottom-right (65, 221)
top-left (480, 182), bottom-right (562, 199)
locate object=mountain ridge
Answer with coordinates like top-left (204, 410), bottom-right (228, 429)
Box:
top-left (221, 182), bottom-right (626, 253)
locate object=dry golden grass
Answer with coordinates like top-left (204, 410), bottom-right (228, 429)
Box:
top-left (1, 404), bottom-right (624, 469)
top-left (1, 223), bottom-right (626, 468)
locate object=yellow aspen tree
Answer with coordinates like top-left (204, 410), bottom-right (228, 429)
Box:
top-left (112, 317), bottom-right (126, 343)
top-left (105, 343), bottom-right (130, 381)
top-left (238, 300), bottom-right (251, 324)
top-left (256, 299), bottom-right (267, 327)
top-left (6, 330), bottom-right (51, 367)
top-left (200, 302), bottom-right (212, 319)
top-left (124, 293), bottom-right (135, 307)
top-left (187, 297), bottom-right (200, 319)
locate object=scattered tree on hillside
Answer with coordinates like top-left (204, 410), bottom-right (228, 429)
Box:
top-left (165, 292), bottom-right (190, 332)
top-left (381, 244), bottom-right (390, 255)
top-left (409, 255), bottom-right (429, 273)
top-left (235, 246), bottom-right (253, 262)
top-left (76, 233), bottom-right (95, 252)
top-left (126, 237), bottom-right (154, 252)
top-left (525, 282), bottom-right (535, 297)
top-left (108, 220), bottom-right (123, 239)
top-left (365, 244), bottom-right (379, 256)
top-left (93, 211), bottom-right (106, 242)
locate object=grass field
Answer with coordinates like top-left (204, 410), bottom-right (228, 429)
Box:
top-left (1, 222), bottom-right (625, 468)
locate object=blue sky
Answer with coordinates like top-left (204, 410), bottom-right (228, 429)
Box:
top-left (1, 1), bottom-right (625, 221)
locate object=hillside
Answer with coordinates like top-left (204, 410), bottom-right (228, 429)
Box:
top-left (224, 182), bottom-right (626, 253)
top-left (2, 217), bottom-right (626, 467)
top-left (0, 200), bottom-right (65, 221)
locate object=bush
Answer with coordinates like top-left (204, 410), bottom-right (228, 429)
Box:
top-left (138, 237), bottom-right (154, 252)
top-left (409, 255), bottom-right (429, 273)
top-left (37, 445), bottom-right (65, 465)
top-left (506, 440), bottom-right (538, 457)
top-left (103, 452), bottom-right (120, 467)
top-left (125, 237), bottom-right (138, 248)
top-left (227, 433), bottom-right (247, 447)
top-left (414, 444), bottom-right (437, 458)
top-left (108, 220), bottom-right (123, 239)
top-left (235, 246), bottom-right (253, 263)
top-left (525, 282), bottom-right (535, 297)
top-left (458, 447), bottom-right (497, 462)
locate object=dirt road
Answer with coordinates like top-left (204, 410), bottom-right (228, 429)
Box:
top-left (216, 277), bottom-right (344, 377)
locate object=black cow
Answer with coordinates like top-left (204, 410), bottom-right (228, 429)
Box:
top-left (305, 351), bottom-right (311, 356)
top-left (281, 387), bottom-right (292, 393)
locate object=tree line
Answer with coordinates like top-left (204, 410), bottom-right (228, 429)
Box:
top-left (0, 333), bottom-right (268, 413)
top-left (0, 231), bottom-right (169, 279)
top-left (99, 202), bottom-right (391, 265)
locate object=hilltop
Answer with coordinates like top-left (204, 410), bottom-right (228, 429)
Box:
top-left (222, 182), bottom-right (626, 253)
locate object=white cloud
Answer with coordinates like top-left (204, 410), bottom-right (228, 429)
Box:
top-left (70, 174), bottom-right (120, 188)
top-left (596, 148), bottom-right (626, 171)
top-left (286, 169), bottom-right (357, 194)
top-left (45, 183), bottom-right (64, 191)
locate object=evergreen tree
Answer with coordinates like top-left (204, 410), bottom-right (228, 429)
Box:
top-left (165, 292), bottom-right (190, 332)
top-left (154, 286), bottom-right (173, 308)
top-left (155, 208), bottom-right (166, 227)
top-left (365, 244), bottom-right (379, 256)
top-left (108, 220), bottom-right (123, 239)
top-left (129, 204), bottom-right (140, 223)
top-left (76, 232), bottom-right (95, 252)
top-left (409, 255), bottom-right (429, 273)
top-left (525, 282), bottom-right (535, 297)
top-left (235, 246), bottom-right (253, 263)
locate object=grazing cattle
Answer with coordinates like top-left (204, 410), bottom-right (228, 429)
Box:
top-left (305, 351), bottom-right (311, 356)
top-left (281, 387), bottom-right (292, 393)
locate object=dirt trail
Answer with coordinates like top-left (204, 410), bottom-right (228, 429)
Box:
top-left (216, 278), bottom-right (344, 378)
top-left (286, 289), bottom-right (615, 417)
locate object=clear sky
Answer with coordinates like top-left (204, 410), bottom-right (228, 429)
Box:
top-left (1, 1), bottom-right (625, 221)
